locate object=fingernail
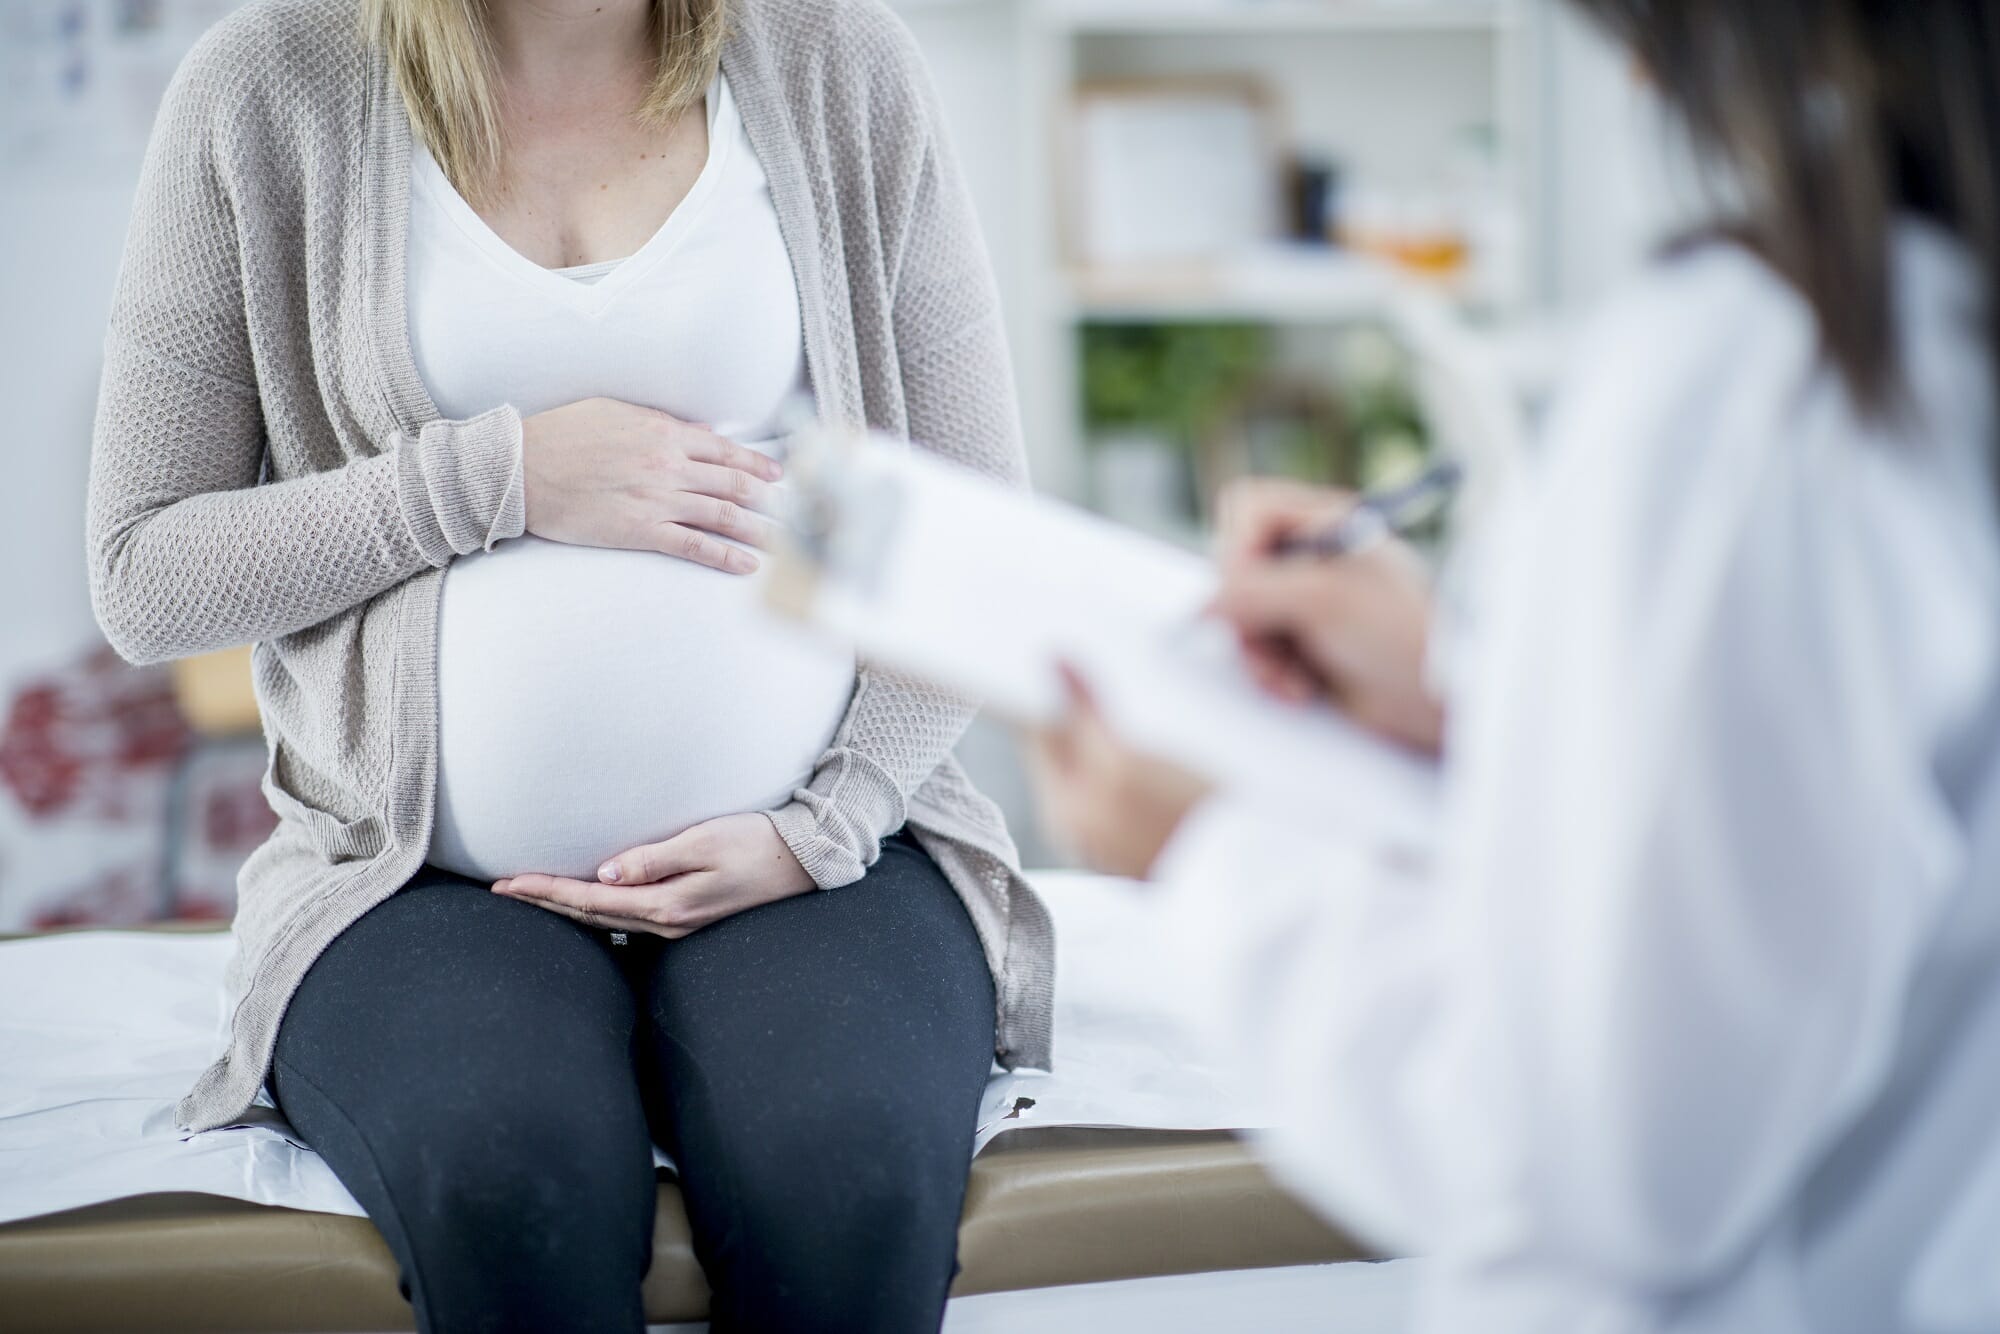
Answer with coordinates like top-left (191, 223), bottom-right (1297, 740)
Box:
top-left (599, 862), bottom-right (622, 884)
top-left (491, 880), bottom-right (511, 893)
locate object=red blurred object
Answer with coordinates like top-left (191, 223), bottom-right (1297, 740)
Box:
top-left (0, 645), bottom-right (281, 928)
top-left (0, 646), bottom-right (191, 823)
top-left (29, 869), bottom-right (155, 930)
top-left (0, 685), bottom-right (83, 818)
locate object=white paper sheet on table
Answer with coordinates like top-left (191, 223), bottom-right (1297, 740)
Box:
top-left (0, 931), bottom-right (362, 1220)
top-left (0, 871), bottom-right (1268, 1225)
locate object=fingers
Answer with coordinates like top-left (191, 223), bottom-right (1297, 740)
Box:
top-left (492, 875), bottom-right (646, 928)
top-left (1055, 659), bottom-right (1103, 717)
top-left (1036, 660), bottom-right (1104, 769)
top-left (674, 459), bottom-right (780, 515)
top-left (492, 874), bottom-right (703, 938)
top-left (1051, 662), bottom-right (1127, 772)
top-left (1211, 562), bottom-right (1374, 700)
top-left (1239, 632), bottom-right (1324, 703)
top-left (597, 829), bottom-right (710, 886)
top-left (650, 522), bottom-right (761, 575)
top-left (1215, 478), bottom-right (1354, 570)
top-left (599, 401), bottom-right (783, 487)
top-left (1027, 663), bottom-right (1216, 878)
top-left (657, 492), bottom-right (783, 550)
top-left (673, 424), bottom-right (784, 484)
top-left (1032, 715), bottom-right (1078, 778)
top-left (1211, 559), bottom-right (1352, 637)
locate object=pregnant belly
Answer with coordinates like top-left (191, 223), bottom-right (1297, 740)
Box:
top-left (428, 537), bottom-right (857, 882)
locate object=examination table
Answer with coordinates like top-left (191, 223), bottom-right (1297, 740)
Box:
top-left (0, 884), bottom-right (1370, 1331)
top-left (1, 1125), bottom-right (1361, 1331)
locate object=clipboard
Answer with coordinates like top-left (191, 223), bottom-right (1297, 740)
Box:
top-left (766, 426), bottom-right (1440, 854)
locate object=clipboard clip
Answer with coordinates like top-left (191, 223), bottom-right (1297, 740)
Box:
top-left (764, 399), bottom-right (909, 620)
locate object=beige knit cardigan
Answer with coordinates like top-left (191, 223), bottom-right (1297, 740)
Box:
top-left (86, 0), bottom-right (1054, 1133)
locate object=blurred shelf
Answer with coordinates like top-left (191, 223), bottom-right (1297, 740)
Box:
top-left (998, 0), bottom-right (1545, 499)
top-left (1043, 0), bottom-right (1516, 36)
top-left (1058, 247), bottom-right (1459, 324)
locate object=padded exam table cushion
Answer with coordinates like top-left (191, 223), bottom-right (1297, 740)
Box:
top-left (0, 1127), bottom-right (1363, 1331)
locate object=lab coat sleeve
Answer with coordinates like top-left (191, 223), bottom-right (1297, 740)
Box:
top-left (1150, 797), bottom-right (1459, 1251)
top-left (1151, 249), bottom-right (1976, 1315)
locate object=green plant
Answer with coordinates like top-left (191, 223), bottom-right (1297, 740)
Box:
top-left (1080, 322), bottom-right (1270, 445)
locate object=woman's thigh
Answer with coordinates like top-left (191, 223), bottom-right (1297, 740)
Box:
top-left (271, 868), bottom-right (659, 1334)
top-left (637, 833), bottom-right (998, 1334)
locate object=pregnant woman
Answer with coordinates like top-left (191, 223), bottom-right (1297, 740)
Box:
top-left (85, 0), bottom-right (1053, 1329)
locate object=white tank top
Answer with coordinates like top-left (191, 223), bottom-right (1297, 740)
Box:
top-left (408, 73), bottom-right (856, 882)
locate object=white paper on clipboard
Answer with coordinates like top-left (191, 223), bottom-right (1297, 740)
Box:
top-left (769, 434), bottom-right (1440, 854)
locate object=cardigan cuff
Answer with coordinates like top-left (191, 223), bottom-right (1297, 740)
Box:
top-left (766, 750), bottom-right (909, 888)
top-left (394, 404), bottom-right (526, 566)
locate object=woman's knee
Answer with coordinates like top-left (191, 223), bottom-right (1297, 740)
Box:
top-left (694, 1103), bottom-right (971, 1282)
top-left (376, 1102), bottom-right (656, 1311)
top-left (424, 1128), bottom-right (655, 1252)
top-left (784, 1127), bottom-right (961, 1229)
top-left (283, 1052), bottom-right (654, 1240)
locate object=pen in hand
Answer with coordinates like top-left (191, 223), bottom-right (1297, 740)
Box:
top-left (1272, 459), bottom-right (1463, 560)
top-left (1203, 460), bottom-right (1457, 750)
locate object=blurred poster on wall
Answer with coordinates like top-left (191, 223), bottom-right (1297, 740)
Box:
top-left (1, 0), bottom-right (241, 178)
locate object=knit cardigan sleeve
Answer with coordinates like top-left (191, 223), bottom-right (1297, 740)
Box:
top-left (764, 5), bottom-right (1028, 887)
top-left (87, 31), bottom-right (525, 668)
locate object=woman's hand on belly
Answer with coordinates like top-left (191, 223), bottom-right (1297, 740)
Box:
top-left (490, 811), bottom-right (815, 937)
top-left (521, 398), bottom-right (785, 574)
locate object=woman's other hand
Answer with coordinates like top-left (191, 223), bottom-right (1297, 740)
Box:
top-left (1212, 479), bottom-right (1446, 756)
top-left (492, 812), bottom-right (814, 937)
top-left (1030, 665), bottom-right (1213, 879)
top-left (521, 398), bottom-right (785, 574)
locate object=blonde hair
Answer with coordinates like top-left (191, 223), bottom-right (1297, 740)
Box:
top-left (362, 0), bottom-right (727, 203)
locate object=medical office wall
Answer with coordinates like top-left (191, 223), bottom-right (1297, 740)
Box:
top-left (0, 0), bottom-right (1688, 926)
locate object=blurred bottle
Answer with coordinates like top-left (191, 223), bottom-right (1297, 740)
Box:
top-left (1287, 153), bottom-right (1342, 246)
top-left (1391, 190), bottom-right (1471, 280)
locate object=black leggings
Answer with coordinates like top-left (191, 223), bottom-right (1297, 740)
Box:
top-left (269, 833), bottom-right (997, 1334)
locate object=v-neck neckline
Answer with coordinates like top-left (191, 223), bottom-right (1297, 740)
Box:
top-left (408, 73), bottom-right (733, 318)
top-left (363, 14), bottom-right (838, 441)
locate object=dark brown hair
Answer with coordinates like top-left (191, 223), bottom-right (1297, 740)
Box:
top-left (1566, 1), bottom-right (2000, 419)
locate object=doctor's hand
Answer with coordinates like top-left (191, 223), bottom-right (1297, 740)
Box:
top-left (521, 398), bottom-right (785, 575)
top-left (1213, 479), bottom-right (1446, 757)
top-left (491, 812), bottom-right (815, 938)
top-left (1030, 665), bottom-right (1213, 879)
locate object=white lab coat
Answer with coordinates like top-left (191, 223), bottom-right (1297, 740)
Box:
top-left (1152, 226), bottom-right (2000, 1333)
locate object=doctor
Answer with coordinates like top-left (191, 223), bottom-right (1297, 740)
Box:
top-left (1034, 2), bottom-right (2000, 1331)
